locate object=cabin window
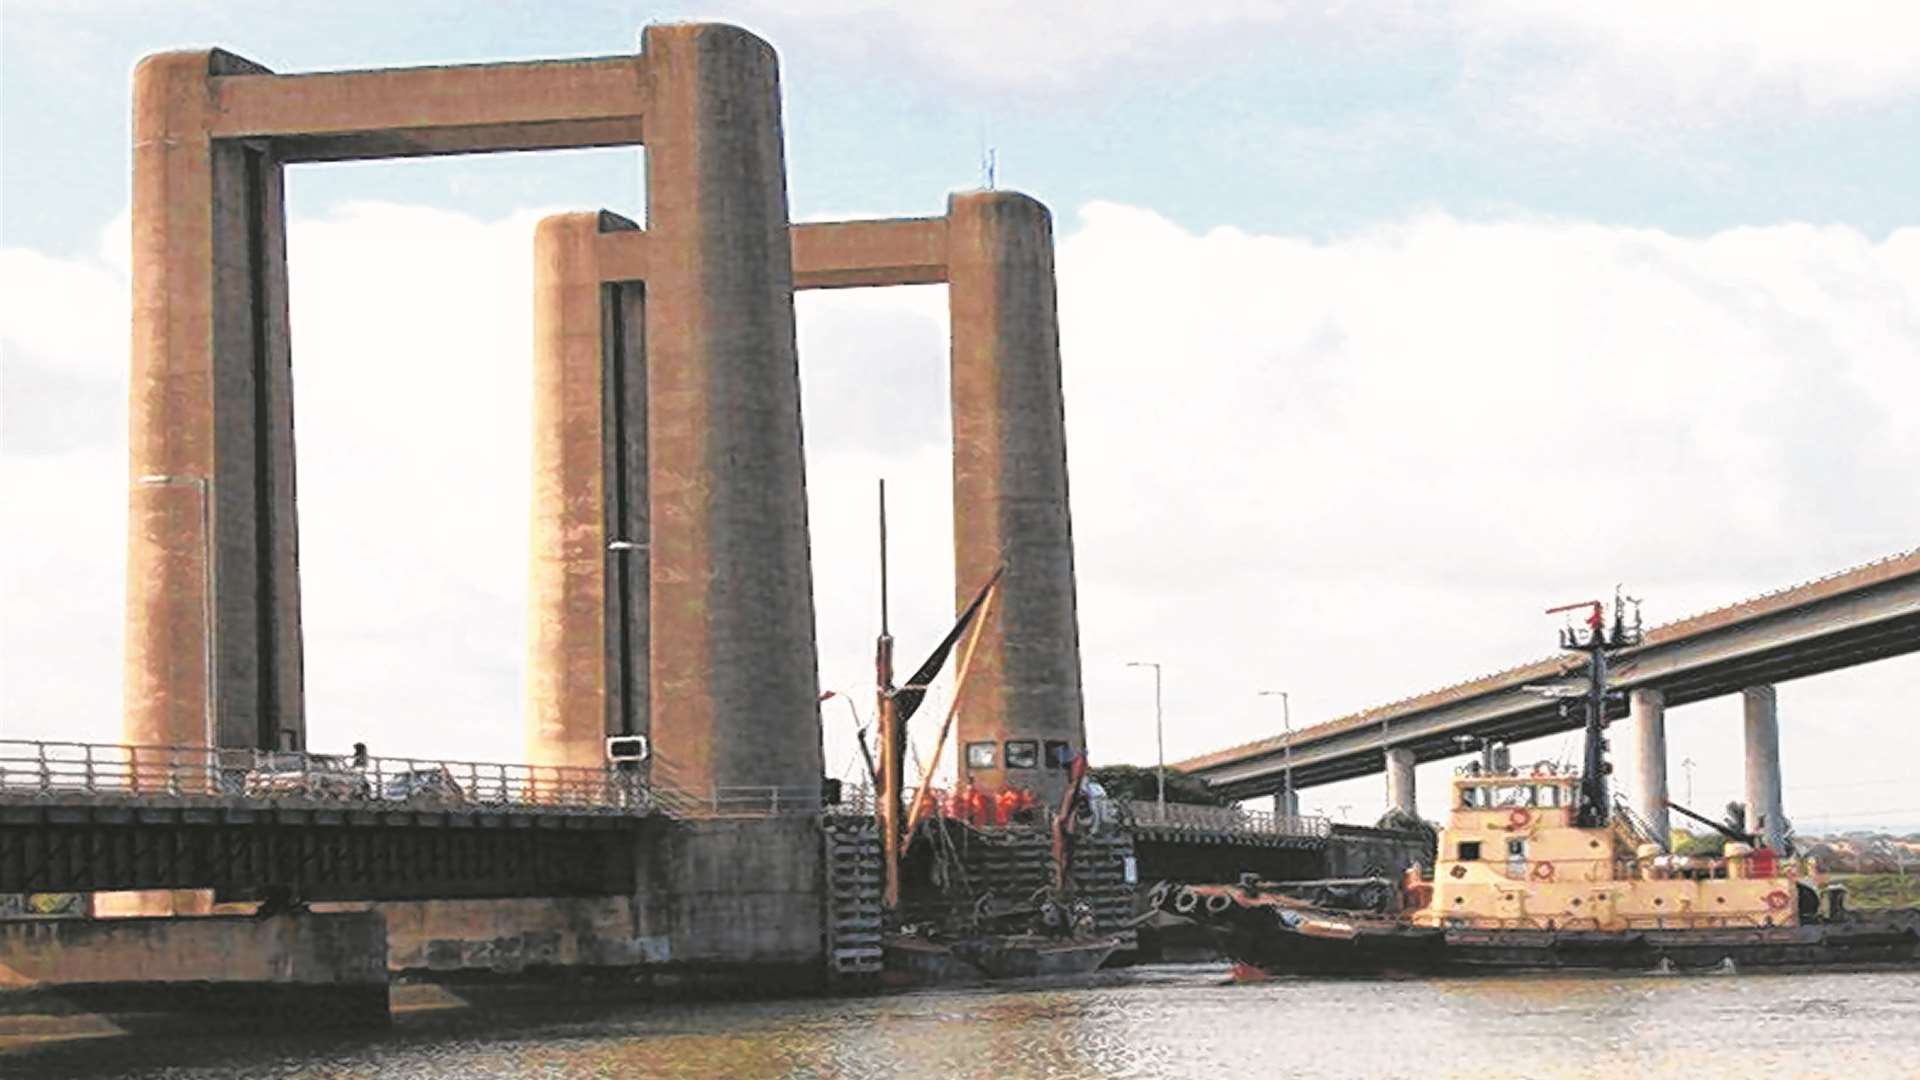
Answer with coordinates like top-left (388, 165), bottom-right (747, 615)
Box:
top-left (1536, 785), bottom-right (1561, 808)
top-left (966, 741), bottom-right (997, 769)
top-left (1004, 740), bottom-right (1039, 769)
top-left (1044, 740), bottom-right (1073, 769)
top-left (1490, 785), bottom-right (1535, 808)
top-left (1458, 841), bottom-right (1483, 861)
top-left (1462, 787), bottom-right (1483, 808)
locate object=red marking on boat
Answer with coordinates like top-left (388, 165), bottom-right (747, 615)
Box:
top-left (1230, 963), bottom-right (1270, 983)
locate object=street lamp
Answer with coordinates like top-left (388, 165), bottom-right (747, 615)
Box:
top-left (1258, 690), bottom-right (1293, 818)
top-left (138, 474), bottom-right (215, 751)
top-left (1126, 661), bottom-right (1165, 814)
top-left (1681, 756), bottom-right (1696, 806)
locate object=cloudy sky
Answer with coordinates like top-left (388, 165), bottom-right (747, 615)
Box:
top-left (3, 1), bottom-right (1916, 832)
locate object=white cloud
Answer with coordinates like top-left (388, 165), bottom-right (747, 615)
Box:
top-left (749, 0), bottom-right (1920, 128)
top-left (740, 1), bottom-right (1434, 86)
top-left (1451, 1), bottom-right (1920, 131)
top-left (2, 200), bottom-right (1916, 830)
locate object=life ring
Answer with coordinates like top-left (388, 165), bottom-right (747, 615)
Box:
top-left (1765, 890), bottom-right (1790, 911)
top-left (1531, 861), bottom-right (1555, 881)
top-left (1508, 808), bottom-right (1532, 830)
top-left (1449, 864), bottom-right (1468, 879)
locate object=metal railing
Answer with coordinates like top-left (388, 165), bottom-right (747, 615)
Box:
top-left (825, 783), bottom-right (1332, 839)
top-left (1119, 799), bottom-right (1332, 839)
top-left (0, 739), bottom-right (654, 816)
top-left (653, 783), bottom-right (832, 819)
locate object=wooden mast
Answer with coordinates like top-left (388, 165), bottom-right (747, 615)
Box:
top-left (875, 480), bottom-right (903, 911)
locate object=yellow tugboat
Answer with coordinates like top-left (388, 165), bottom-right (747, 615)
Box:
top-left (1155, 594), bottom-right (1920, 974)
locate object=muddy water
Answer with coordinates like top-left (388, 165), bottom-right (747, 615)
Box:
top-left (9, 965), bottom-right (1920, 1079)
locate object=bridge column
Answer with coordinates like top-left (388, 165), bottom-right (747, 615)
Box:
top-left (1385, 747), bottom-right (1416, 818)
top-left (1629, 687), bottom-right (1671, 849)
top-left (641, 24), bottom-right (823, 795)
top-left (1742, 685), bottom-right (1786, 851)
top-left (1272, 788), bottom-right (1299, 819)
top-left (126, 49), bottom-right (305, 756)
top-left (948, 190), bottom-right (1085, 808)
top-left (528, 211), bottom-right (647, 774)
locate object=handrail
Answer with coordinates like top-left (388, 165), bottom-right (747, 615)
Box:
top-left (1119, 798), bottom-right (1333, 839)
top-left (0, 738), bottom-right (839, 820)
top-left (828, 783), bottom-right (1331, 838)
top-left (0, 738), bottom-right (655, 815)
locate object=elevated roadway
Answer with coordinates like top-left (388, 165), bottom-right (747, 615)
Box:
top-left (1177, 549), bottom-right (1920, 800)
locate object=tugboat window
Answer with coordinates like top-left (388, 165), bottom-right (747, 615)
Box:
top-left (1459, 841), bottom-right (1482, 861)
top-left (1491, 785), bottom-right (1535, 808)
top-left (966, 741), bottom-right (997, 769)
top-left (1462, 787), bottom-right (1482, 808)
top-left (1044, 740), bottom-right (1073, 769)
top-left (1005, 740), bottom-right (1039, 769)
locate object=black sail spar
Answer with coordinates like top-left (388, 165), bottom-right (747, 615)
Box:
top-left (893, 564), bottom-right (1007, 726)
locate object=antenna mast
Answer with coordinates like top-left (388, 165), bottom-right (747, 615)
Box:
top-left (875, 480), bottom-right (903, 909)
top-left (1546, 589), bottom-right (1643, 829)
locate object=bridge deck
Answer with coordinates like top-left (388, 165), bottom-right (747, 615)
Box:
top-left (1179, 549), bottom-right (1920, 797)
top-left (0, 740), bottom-right (815, 900)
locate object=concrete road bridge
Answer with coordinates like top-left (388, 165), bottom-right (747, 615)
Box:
top-left (1176, 549), bottom-right (1920, 848)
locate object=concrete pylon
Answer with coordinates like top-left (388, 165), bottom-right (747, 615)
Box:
top-left (527, 211), bottom-right (648, 773)
top-left (1385, 747), bottom-right (1417, 818)
top-left (1272, 788), bottom-right (1299, 820)
top-left (1742, 685), bottom-right (1786, 851)
top-left (125, 49), bottom-right (304, 756)
top-left (947, 190), bottom-right (1085, 807)
top-left (1629, 687), bottom-right (1671, 849)
top-left (640, 23), bottom-right (823, 795)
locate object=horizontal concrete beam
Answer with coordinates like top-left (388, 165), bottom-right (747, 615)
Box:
top-left (1189, 554), bottom-right (1920, 797)
top-left (591, 216), bottom-right (949, 290)
top-left (790, 217), bottom-right (948, 288)
top-left (208, 56), bottom-right (648, 161)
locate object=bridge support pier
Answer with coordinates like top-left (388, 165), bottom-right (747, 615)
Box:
top-left (948, 191), bottom-right (1086, 809)
top-left (527, 210), bottom-right (647, 774)
top-left (642, 24), bottom-right (824, 794)
top-left (1385, 747), bottom-right (1416, 819)
top-left (1629, 687), bottom-right (1671, 849)
top-left (1272, 788), bottom-right (1299, 819)
top-left (1742, 685), bottom-right (1786, 852)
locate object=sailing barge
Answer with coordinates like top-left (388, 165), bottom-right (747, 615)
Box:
top-left (1154, 595), bottom-right (1920, 975)
top-left (864, 482), bottom-right (1121, 985)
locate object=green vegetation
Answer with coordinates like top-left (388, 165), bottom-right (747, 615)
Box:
top-left (1835, 874), bottom-right (1920, 911)
top-left (1088, 765), bottom-right (1224, 806)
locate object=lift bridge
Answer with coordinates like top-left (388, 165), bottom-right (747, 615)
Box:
top-left (1, 739), bottom-right (1344, 905)
top-left (0, 740), bottom-right (821, 902)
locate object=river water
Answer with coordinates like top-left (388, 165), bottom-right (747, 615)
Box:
top-left (10, 966), bottom-right (1920, 1079)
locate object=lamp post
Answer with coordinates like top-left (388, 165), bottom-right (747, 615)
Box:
top-left (138, 474), bottom-right (215, 752)
top-left (1126, 661), bottom-right (1165, 815)
top-left (1258, 689), bottom-right (1293, 818)
top-left (1681, 756), bottom-right (1696, 807)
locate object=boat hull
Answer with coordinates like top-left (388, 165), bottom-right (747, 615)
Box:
top-left (881, 933), bottom-right (1121, 985)
top-left (1217, 919), bottom-right (1920, 976)
top-left (1165, 885), bottom-right (1920, 976)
